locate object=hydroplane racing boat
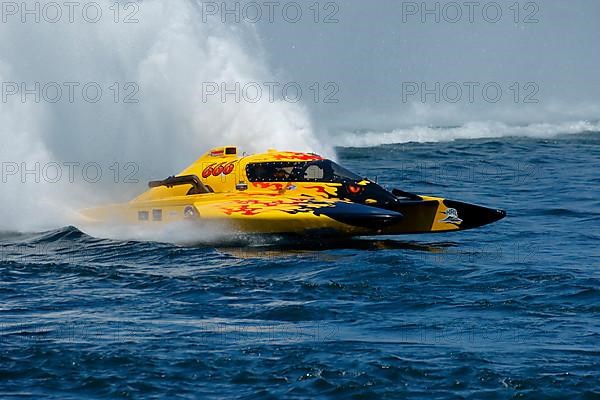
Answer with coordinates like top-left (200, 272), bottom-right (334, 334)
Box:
top-left (80, 146), bottom-right (506, 236)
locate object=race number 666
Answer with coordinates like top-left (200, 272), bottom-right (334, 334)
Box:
top-left (202, 162), bottom-right (235, 178)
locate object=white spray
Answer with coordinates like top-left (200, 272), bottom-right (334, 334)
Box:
top-left (0, 0), bottom-right (332, 233)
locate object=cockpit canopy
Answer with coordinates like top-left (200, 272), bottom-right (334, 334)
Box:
top-left (246, 160), bottom-right (363, 183)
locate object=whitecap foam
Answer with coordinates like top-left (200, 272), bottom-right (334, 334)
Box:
top-left (332, 120), bottom-right (600, 148)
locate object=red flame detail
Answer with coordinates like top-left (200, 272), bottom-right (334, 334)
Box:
top-left (272, 152), bottom-right (323, 161)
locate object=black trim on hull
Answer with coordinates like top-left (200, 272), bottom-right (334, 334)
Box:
top-left (368, 198), bottom-right (506, 235)
top-left (314, 202), bottom-right (404, 228)
top-left (443, 200), bottom-right (506, 230)
top-left (392, 188), bottom-right (422, 200)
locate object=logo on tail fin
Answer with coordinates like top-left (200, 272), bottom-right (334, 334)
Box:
top-left (440, 208), bottom-right (462, 225)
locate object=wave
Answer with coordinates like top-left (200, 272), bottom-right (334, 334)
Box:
top-left (332, 120), bottom-right (600, 148)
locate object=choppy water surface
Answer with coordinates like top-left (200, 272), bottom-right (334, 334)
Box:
top-left (1, 134), bottom-right (599, 399)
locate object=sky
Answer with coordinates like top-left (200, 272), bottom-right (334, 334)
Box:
top-left (251, 0), bottom-right (600, 131)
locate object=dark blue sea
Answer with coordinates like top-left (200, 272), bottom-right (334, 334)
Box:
top-left (1, 133), bottom-right (599, 399)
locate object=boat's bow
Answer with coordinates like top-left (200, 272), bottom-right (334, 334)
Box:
top-left (377, 189), bottom-right (506, 235)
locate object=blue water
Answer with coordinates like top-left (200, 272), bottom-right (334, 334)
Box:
top-left (1, 133), bottom-right (599, 399)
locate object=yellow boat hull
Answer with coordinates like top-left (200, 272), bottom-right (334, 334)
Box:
top-left (79, 146), bottom-right (505, 237)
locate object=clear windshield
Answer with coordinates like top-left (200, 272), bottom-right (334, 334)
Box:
top-left (330, 162), bottom-right (362, 181)
top-left (246, 160), bottom-right (363, 183)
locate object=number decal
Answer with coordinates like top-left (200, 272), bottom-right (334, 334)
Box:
top-left (203, 162), bottom-right (236, 178)
top-left (202, 165), bottom-right (214, 178)
top-left (212, 163), bottom-right (225, 177)
top-left (224, 163), bottom-right (235, 175)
